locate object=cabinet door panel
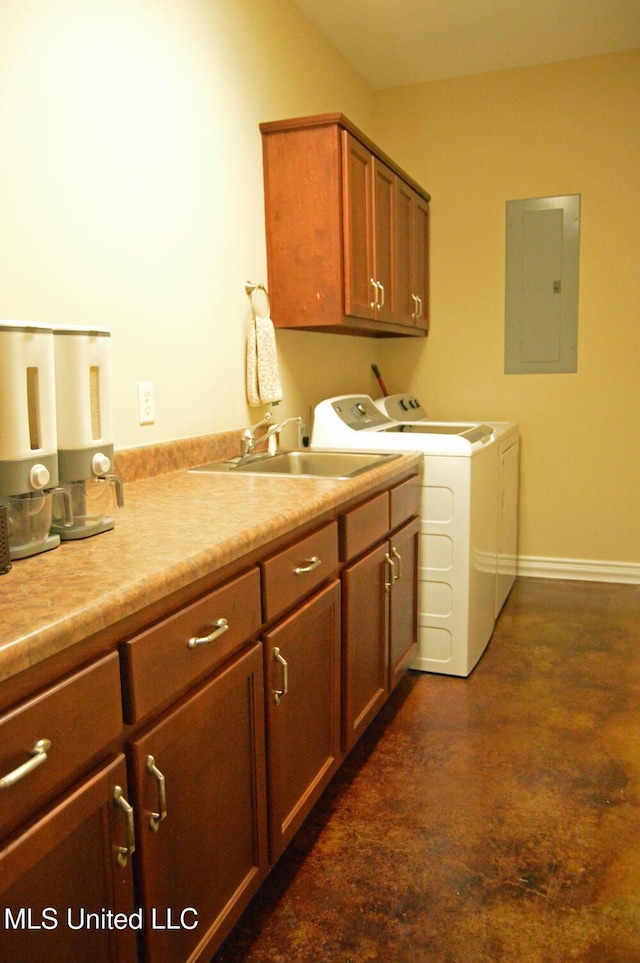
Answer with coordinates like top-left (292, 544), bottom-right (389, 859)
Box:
top-left (412, 193), bottom-right (430, 331)
top-left (396, 178), bottom-right (414, 325)
top-left (342, 131), bottom-right (375, 320)
top-left (389, 518), bottom-right (420, 690)
top-left (263, 580), bottom-right (341, 862)
top-left (0, 755), bottom-right (136, 963)
top-left (129, 643), bottom-right (267, 963)
top-left (372, 157), bottom-right (396, 324)
top-left (342, 542), bottom-right (389, 751)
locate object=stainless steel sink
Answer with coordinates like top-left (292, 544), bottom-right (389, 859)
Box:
top-left (189, 449), bottom-right (400, 479)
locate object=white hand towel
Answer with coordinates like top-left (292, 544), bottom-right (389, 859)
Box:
top-left (246, 314), bottom-right (283, 406)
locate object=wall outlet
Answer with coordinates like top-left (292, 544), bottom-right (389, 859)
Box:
top-left (137, 382), bottom-right (155, 425)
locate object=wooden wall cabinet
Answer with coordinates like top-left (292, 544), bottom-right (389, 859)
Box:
top-left (260, 113), bottom-right (430, 338)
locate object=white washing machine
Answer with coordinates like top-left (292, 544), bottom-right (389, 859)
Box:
top-left (375, 394), bottom-right (520, 618)
top-left (311, 394), bottom-right (519, 677)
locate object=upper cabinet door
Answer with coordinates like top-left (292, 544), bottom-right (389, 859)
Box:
top-left (371, 156), bottom-right (397, 325)
top-left (395, 181), bottom-right (430, 331)
top-left (342, 133), bottom-right (397, 325)
top-left (395, 178), bottom-right (415, 327)
top-left (412, 192), bottom-right (430, 332)
top-left (342, 131), bottom-right (376, 321)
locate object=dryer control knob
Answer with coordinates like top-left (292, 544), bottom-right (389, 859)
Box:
top-left (92, 452), bottom-right (112, 476)
top-left (29, 464), bottom-right (50, 490)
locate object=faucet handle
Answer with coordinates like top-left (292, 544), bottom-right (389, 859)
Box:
top-left (240, 412), bottom-right (274, 456)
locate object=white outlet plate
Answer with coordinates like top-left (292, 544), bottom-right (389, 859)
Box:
top-left (137, 382), bottom-right (155, 425)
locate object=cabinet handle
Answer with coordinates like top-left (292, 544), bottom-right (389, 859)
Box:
top-left (146, 755), bottom-right (168, 831)
top-left (0, 738), bottom-right (51, 790)
top-left (416, 295), bottom-right (422, 319)
top-left (377, 281), bottom-right (385, 309)
top-left (391, 546), bottom-right (402, 581)
top-left (294, 555), bottom-right (321, 575)
top-left (272, 646), bottom-right (289, 705)
top-left (188, 617), bottom-right (229, 648)
top-left (113, 785), bottom-right (136, 867)
top-left (370, 278), bottom-right (379, 310)
top-left (411, 294), bottom-right (419, 319)
top-left (384, 553), bottom-right (396, 592)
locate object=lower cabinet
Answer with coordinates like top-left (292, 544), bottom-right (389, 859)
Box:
top-left (388, 516), bottom-right (420, 691)
top-left (342, 540), bottom-right (389, 750)
top-left (342, 516), bottom-right (420, 751)
top-left (128, 642), bottom-right (268, 963)
top-left (0, 754), bottom-right (137, 963)
top-left (0, 471), bottom-right (420, 963)
top-left (262, 579), bottom-right (342, 862)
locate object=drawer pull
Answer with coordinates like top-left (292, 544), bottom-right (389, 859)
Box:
top-left (272, 646), bottom-right (289, 705)
top-left (113, 785), bottom-right (136, 867)
top-left (146, 755), bottom-right (168, 831)
top-left (0, 738), bottom-right (51, 790)
top-left (384, 553), bottom-right (396, 592)
top-left (188, 618), bottom-right (229, 648)
top-left (370, 278), bottom-right (379, 310)
top-left (391, 547), bottom-right (402, 581)
top-left (294, 556), bottom-right (321, 576)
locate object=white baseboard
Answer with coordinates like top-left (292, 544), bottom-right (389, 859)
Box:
top-left (516, 555), bottom-right (640, 585)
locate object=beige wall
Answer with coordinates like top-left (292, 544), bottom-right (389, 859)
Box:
top-left (0, 0), bottom-right (378, 450)
top-left (1, 1), bottom-right (638, 570)
top-left (373, 51), bottom-right (640, 569)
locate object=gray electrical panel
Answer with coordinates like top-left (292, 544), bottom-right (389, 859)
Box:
top-left (505, 194), bottom-right (580, 374)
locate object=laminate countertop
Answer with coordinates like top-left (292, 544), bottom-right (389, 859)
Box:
top-left (0, 449), bottom-right (423, 687)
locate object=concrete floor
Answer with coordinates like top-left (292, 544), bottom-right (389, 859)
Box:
top-left (213, 577), bottom-right (640, 962)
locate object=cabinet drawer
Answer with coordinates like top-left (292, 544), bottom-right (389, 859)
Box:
top-left (389, 473), bottom-right (421, 530)
top-left (339, 491), bottom-right (390, 562)
top-left (0, 652), bottom-right (123, 840)
top-left (261, 522), bottom-right (338, 622)
top-left (121, 567), bottom-right (262, 723)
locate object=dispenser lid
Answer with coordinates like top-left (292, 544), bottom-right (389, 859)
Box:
top-left (53, 325), bottom-right (111, 337)
top-left (0, 321), bottom-right (54, 333)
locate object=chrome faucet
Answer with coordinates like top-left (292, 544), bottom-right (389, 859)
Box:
top-left (240, 415), bottom-right (302, 457)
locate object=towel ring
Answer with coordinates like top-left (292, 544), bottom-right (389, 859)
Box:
top-left (245, 281), bottom-right (271, 321)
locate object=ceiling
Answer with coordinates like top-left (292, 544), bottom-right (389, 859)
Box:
top-left (291, 0), bottom-right (640, 89)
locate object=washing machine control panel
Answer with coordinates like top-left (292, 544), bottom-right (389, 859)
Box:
top-left (378, 394), bottom-right (428, 420)
top-left (330, 397), bottom-right (391, 431)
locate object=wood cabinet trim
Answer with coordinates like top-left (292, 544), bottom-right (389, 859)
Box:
top-left (260, 112), bottom-right (430, 202)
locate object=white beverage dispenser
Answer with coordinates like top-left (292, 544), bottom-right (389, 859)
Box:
top-left (0, 322), bottom-right (71, 559)
top-left (51, 325), bottom-right (123, 539)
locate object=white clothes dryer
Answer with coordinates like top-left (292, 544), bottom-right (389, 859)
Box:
top-left (311, 394), bottom-right (519, 677)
